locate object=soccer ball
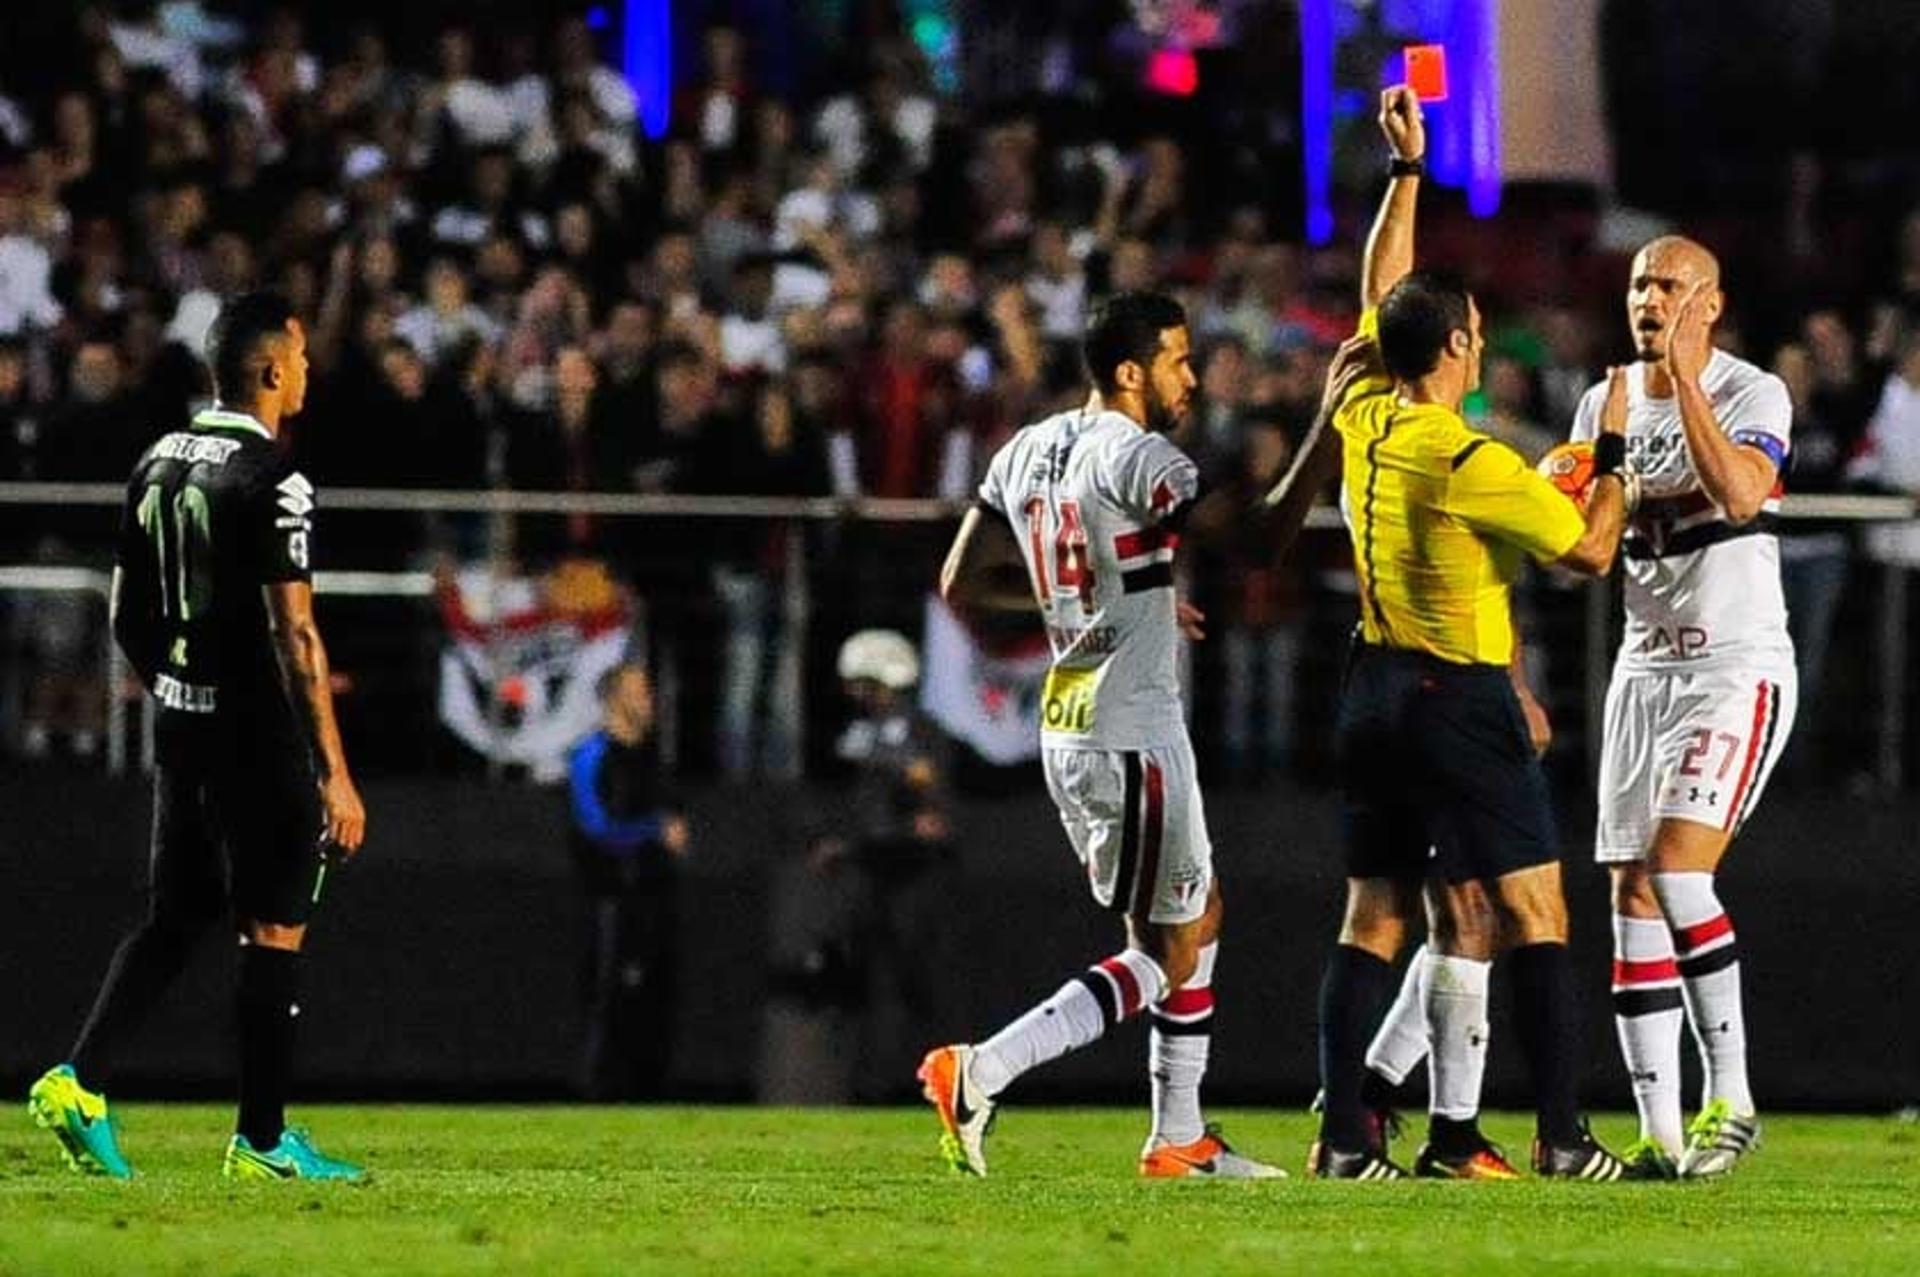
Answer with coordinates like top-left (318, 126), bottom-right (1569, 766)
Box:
top-left (1537, 440), bottom-right (1596, 505)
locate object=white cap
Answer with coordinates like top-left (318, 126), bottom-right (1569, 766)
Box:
top-left (837, 629), bottom-right (919, 690)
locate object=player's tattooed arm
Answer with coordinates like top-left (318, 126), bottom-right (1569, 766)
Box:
top-left (1362, 85), bottom-right (1426, 308)
top-left (939, 505), bottom-right (1039, 613)
top-left (265, 581), bottom-right (367, 854)
top-left (1666, 283), bottom-right (1779, 524)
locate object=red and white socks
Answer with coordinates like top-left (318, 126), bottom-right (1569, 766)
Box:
top-left (970, 949), bottom-right (1168, 1098)
top-left (1149, 941), bottom-right (1216, 1146)
top-left (1611, 912), bottom-right (1686, 1155)
top-left (1652, 871), bottom-right (1754, 1116)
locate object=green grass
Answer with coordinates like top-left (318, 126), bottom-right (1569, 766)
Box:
top-left (2, 1106), bottom-right (1916, 1276)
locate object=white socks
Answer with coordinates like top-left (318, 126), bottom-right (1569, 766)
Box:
top-left (1611, 912), bottom-right (1686, 1154)
top-left (1149, 941), bottom-right (1216, 1146)
top-left (1423, 953), bottom-right (1492, 1121)
top-left (1652, 871), bottom-right (1754, 1115)
top-left (1365, 944), bottom-right (1432, 1087)
top-left (971, 949), bottom-right (1167, 1098)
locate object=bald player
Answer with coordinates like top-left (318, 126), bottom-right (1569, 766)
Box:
top-left (1567, 236), bottom-right (1795, 1179)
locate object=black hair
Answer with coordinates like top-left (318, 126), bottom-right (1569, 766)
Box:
top-left (204, 291), bottom-right (295, 401)
top-left (1376, 271), bottom-right (1474, 381)
top-left (1081, 291), bottom-right (1186, 395)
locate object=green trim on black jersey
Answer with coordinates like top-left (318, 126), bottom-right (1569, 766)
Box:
top-left (191, 408), bottom-right (272, 439)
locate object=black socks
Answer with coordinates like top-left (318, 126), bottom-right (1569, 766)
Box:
top-left (236, 945), bottom-right (301, 1150)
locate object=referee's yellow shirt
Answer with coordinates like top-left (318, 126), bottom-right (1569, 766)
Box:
top-left (1334, 310), bottom-right (1585, 666)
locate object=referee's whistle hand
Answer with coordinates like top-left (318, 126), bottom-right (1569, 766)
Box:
top-left (321, 774), bottom-right (368, 855)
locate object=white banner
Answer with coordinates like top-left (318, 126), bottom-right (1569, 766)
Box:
top-left (437, 566), bottom-right (631, 782)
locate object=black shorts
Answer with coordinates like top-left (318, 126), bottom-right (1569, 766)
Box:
top-left (1334, 641), bottom-right (1559, 884)
top-left (151, 723), bottom-right (323, 928)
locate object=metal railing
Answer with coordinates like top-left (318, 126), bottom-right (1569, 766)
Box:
top-left (3, 485), bottom-right (1916, 786)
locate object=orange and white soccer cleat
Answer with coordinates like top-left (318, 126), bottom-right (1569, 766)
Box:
top-left (917, 1044), bottom-right (995, 1176)
top-left (1140, 1124), bottom-right (1287, 1179)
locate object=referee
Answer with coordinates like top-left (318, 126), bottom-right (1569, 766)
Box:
top-left (28, 293), bottom-right (367, 1181)
top-left (1301, 88), bottom-right (1636, 1180)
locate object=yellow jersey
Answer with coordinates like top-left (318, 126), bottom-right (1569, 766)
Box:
top-left (1334, 311), bottom-right (1585, 665)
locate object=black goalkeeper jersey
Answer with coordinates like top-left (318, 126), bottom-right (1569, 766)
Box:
top-left (115, 408), bottom-right (314, 759)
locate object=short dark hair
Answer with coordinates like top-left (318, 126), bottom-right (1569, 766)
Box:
top-left (204, 291), bottom-right (296, 400)
top-left (1082, 291), bottom-right (1186, 394)
top-left (1376, 271), bottom-right (1473, 381)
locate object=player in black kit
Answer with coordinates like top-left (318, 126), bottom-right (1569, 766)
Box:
top-left (27, 293), bottom-right (369, 1181)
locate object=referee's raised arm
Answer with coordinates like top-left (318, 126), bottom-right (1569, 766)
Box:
top-left (1363, 86), bottom-right (1428, 309)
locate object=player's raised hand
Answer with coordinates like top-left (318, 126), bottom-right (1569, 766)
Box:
top-left (321, 772), bottom-right (367, 856)
top-left (1379, 86), bottom-right (1426, 161)
top-left (1599, 365), bottom-right (1630, 435)
top-left (1664, 282), bottom-right (1714, 385)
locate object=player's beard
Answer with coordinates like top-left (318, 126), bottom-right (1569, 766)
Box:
top-left (1146, 394), bottom-right (1185, 435)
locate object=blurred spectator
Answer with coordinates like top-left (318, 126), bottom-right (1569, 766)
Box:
top-left (40, 339), bottom-right (139, 481)
top-left (567, 662), bottom-right (689, 1099)
top-left (706, 376), bottom-right (831, 779)
top-left (852, 300), bottom-right (954, 498)
top-left (1474, 353), bottom-right (1556, 463)
top-left (679, 22), bottom-right (754, 158)
top-left (0, 186), bottom-right (63, 336)
top-left (395, 257), bottom-right (501, 371)
top-left (1848, 319), bottom-right (1920, 495)
top-left (1200, 412), bottom-right (1307, 781)
top-left (827, 629), bottom-right (954, 1098)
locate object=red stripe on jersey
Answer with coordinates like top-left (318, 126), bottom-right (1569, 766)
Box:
top-left (1611, 957), bottom-right (1681, 987)
top-left (1113, 526), bottom-right (1179, 559)
top-left (1675, 914), bottom-right (1734, 955)
top-left (1722, 681), bottom-right (1773, 831)
top-left (1097, 957), bottom-right (1143, 1018)
top-left (1151, 480), bottom-right (1176, 513)
top-left (1161, 986), bottom-right (1215, 1017)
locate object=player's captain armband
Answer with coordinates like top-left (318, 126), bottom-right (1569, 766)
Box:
top-left (1041, 665), bottom-right (1100, 735)
top-left (1730, 430), bottom-right (1788, 471)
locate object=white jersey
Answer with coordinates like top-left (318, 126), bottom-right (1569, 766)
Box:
top-left (1571, 350), bottom-right (1794, 671)
top-left (977, 408), bottom-right (1200, 751)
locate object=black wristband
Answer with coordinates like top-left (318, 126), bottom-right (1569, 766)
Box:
top-left (1388, 156), bottom-right (1425, 178)
top-left (1593, 433), bottom-right (1627, 475)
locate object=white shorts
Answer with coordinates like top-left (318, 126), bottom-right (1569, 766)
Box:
top-left (1042, 738), bottom-right (1214, 925)
top-left (1595, 661), bottom-right (1797, 863)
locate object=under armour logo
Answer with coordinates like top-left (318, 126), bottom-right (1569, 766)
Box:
top-left (1631, 1069), bottom-right (1659, 1084)
top-left (1688, 787), bottom-right (1720, 806)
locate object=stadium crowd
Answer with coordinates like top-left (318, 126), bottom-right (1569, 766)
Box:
top-left (1, 3), bottom-right (1919, 780)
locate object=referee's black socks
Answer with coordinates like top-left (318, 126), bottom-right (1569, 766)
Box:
top-left (1317, 945), bottom-right (1397, 1151)
top-left (1510, 942), bottom-right (1583, 1147)
top-left (237, 944), bottom-right (301, 1151)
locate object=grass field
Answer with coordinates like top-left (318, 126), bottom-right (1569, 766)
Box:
top-left (2, 1105), bottom-right (1916, 1276)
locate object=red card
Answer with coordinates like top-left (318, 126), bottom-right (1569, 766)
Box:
top-left (1405, 44), bottom-right (1449, 103)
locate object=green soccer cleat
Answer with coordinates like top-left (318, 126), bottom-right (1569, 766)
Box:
top-left (1619, 1136), bottom-right (1680, 1181)
top-left (1678, 1099), bottom-right (1761, 1179)
top-left (27, 1064), bottom-right (133, 1179)
top-left (223, 1127), bottom-right (366, 1182)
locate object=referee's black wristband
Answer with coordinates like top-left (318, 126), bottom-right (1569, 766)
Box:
top-left (1388, 156), bottom-right (1425, 178)
top-left (1593, 433), bottom-right (1627, 475)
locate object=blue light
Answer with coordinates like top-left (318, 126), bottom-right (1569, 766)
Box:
top-left (625, 0), bottom-right (670, 141)
top-left (586, 6), bottom-right (609, 32)
top-left (1300, 0), bottom-right (1335, 245)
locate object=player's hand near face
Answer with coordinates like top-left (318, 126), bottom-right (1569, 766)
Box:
top-left (1664, 283), bottom-right (1713, 386)
top-left (1379, 86), bottom-right (1426, 161)
top-left (321, 771), bottom-right (367, 855)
